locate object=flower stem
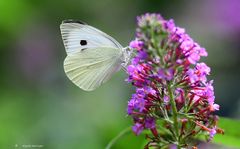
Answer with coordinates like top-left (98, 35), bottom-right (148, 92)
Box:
top-left (105, 126), bottom-right (132, 149)
top-left (167, 83), bottom-right (180, 148)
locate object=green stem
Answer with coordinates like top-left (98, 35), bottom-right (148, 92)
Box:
top-left (167, 84), bottom-right (180, 148)
top-left (105, 126), bottom-right (132, 149)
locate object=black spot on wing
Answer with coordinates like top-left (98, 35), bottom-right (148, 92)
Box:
top-left (62, 20), bottom-right (87, 25)
top-left (81, 48), bottom-right (87, 51)
top-left (80, 40), bottom-right (87, 46)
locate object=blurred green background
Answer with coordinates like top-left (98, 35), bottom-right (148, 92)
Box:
top-left (0, 0), bottom-right (240, 148)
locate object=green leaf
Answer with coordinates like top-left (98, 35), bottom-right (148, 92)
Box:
top-left (212, 117), bottom-right (240, 148)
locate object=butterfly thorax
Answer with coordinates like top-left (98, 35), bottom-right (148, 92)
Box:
top-left (121, 47), bottom-right (133, 68)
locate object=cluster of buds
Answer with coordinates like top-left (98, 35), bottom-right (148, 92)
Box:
top-left (126, 13), bottom-right (223, 148)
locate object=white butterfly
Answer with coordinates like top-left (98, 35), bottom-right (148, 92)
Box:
top-left (60, 20), bottom-right (131, 91)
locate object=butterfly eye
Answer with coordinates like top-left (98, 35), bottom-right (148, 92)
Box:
top-left (80, 40), bottom-right (87, 46)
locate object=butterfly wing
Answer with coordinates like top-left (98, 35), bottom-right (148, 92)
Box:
top-left (60, 20), bottom-right (126, 91)
top-left (64, 47), bottom-right (123, 91)
top-left (60, 20), bottom-right (123, 54)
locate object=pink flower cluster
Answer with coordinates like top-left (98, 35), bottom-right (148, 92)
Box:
top-left (126, 13), bottom-right (221, 148)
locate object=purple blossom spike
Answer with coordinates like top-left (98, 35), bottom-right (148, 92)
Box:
top-left (126, 13), bottom-right (222, 148)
